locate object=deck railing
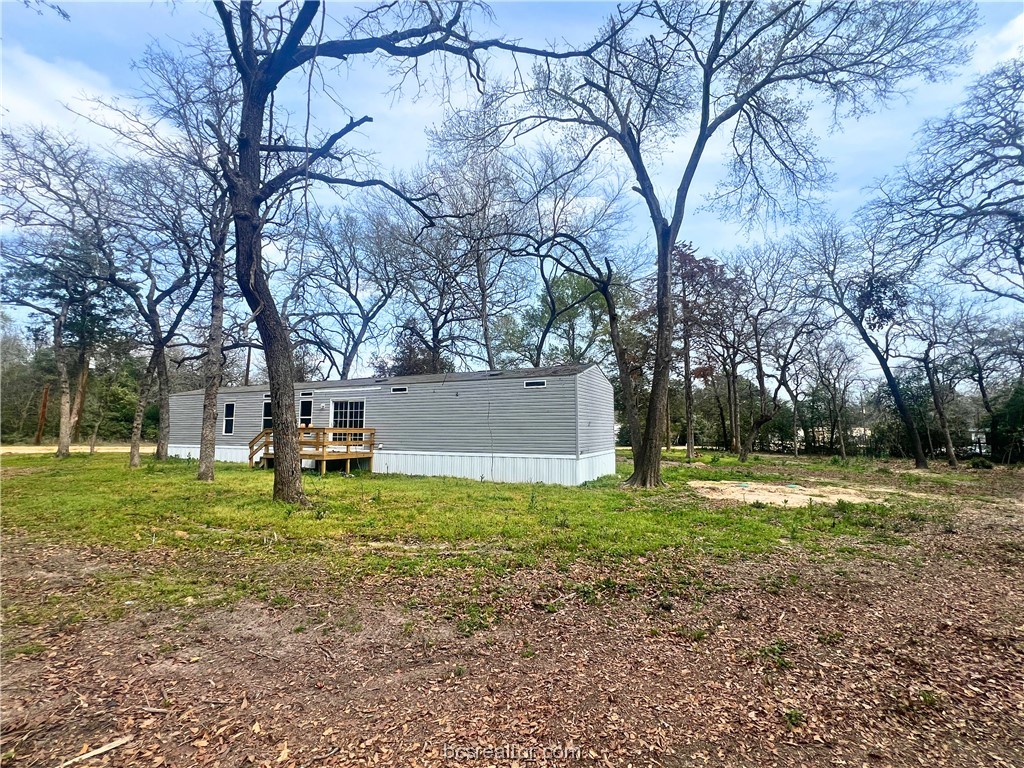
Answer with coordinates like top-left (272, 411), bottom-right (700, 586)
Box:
top-left (248, 427), bottom-right (376, 473)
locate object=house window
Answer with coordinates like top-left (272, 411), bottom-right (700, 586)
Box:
top-left (262, 400), bottom-right (273, 430)
top-left (391, 386), bottom-right (408, 394)
top-left (299, 399), bottom-right (313, 427)
top-left (223, 402), bottom-right (235, 435)
top-left (524, 380), bottom-right (547, 388)
top-left (331, 400), bottom-right (364, 429)
top-left (299, 391), bottom-right (313, 398)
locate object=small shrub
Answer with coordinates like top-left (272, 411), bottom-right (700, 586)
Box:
top-left (759, 639), bottom-right (793, 669)
top-left (970, 457), bottom-right (994, 470)
top-left (671, 625), bottom-right (708, 642)
top-left (783, 708), bottom-right (805, 729)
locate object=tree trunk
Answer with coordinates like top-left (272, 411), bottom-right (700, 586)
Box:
top-left (626, 237), bottom-right (672, 487)
top-left (235, 206), bottom-right (305, 503)
top-left (198, 242), bottom-right (226, 482)
top-left (129, 355), bottom-right (157, 469)
top-left (154, 347), bottom-right (171, 460)
top-left (476, 248), bottom-right (495, 369)
top-left (603, 285), bottom-right (641, 459)
top-left (924, 355), bottom-right (958, 468)
top-left (70, 352), bottom-right (90, 442)
top-left (89, 420), bottom-right (100, 453)
top-left (739, 413), bottom-right (774, 462)
top-left (55, 358), bottom-right (72, 458)
top-left (70, 351), bottom-right (89, 442)
top-left (792, 396), bottom-right (800, 458)
top-left (970, 352), bottom-right (1000, 460)
top-left (708, 376), bottom-right (728, 450)
top-left (850, 322), bottom-right (928, 468)
top-left (53, 312), bottom-right (72, 458)
top-left (682, 328), bottom-right (694, 460)
top-left (728, 365), bottom-right (741, 453)
top-left (34, 383), bottom-right (50, 446)
top-left (227, 79), bottom-right (306, 504)
top-left (836, 405), bottom-right (847, 460)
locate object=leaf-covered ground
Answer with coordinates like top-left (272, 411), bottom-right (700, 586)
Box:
top-left (2, 453), bottom-right (1022, 767)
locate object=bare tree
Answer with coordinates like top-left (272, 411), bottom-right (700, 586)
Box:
top-left (386, 204), bottom-right (484, 370)
top-left (101, 40), bottom-right (240, 482)
top-left (903, 290), bottom-right (967, 467)
top-left (810, 336), bottom-right (859, 460)
top-left (874, 58), bottom-right (1024, 304)
top-left (0, 128), bottom-right (215, 466)
top-left (480, 0), bottom-right (974, 484)
top-left (728, 243), bottom-right (822, 461)
top-left (209, 0), bottom-right (582, 502)
top-left (799, 220), bottom-right (929, 468)
top-left (105, 161), bottom-right (210, 465)
top-left (283, 205), bottom-right (397, 378)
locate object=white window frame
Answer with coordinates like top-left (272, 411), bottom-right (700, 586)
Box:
top-left (330, 398), bottom-right (366, 433)
top-left (524, 380), bottom-right (547, 389)
top-left (222, 402), bottom-right (236, 435)
top-left (299, 398), bottom-right (314, 427)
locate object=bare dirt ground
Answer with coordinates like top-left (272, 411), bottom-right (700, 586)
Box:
top-left (2, 478), bottom-right (1023, 767)
top-left (0, 444), bottom-right (155, 456)
top-left (688, 480), bottom-right (887, 506)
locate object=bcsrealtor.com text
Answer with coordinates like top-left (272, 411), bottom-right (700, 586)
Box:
top-left (440, 743), bottom-right (581, 761)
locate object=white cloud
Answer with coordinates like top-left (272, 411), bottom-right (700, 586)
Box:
top-left (972, 11), bottom-right (1024, 73)
top-left (1, 45), bottom-right (121, 144)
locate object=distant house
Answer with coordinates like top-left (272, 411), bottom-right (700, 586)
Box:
top-left (168, 363), bottom-right (616, 485)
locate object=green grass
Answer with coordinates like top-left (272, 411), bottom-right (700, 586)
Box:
top-left (1, 453), bottom-right (936, 571)
top-left (1, 641), bottom-right (48, 660)
top-left (2, 451), bottom-right (989, 629)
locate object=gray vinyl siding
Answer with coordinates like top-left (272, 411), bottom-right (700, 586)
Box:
top-left (169, 372), bottom-right (587, 456)
top-left (168, 392), bottom-right (205, 445)
top-left (576, 365), bottom-right (615, 455)
top-left (365, 376), bottom-right (576, 455)
top-left (170, 388), bottom-right (295, 449)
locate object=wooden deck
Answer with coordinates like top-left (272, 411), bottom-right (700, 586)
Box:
top-left (248, 427), bottom-right (376, 475)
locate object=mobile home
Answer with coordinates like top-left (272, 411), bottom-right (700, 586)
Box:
top-left (168, 364), bottom-right (616, 485)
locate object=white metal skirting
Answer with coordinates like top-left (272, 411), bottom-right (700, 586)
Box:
top-left (169, 444), bottom-right (250, 464)
top-left (168, 445), bottom-right (616, 486)
top-left (374, 449), bottom-right (616, 486)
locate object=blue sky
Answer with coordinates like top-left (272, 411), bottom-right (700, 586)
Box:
top-left (3, 1), bottom-right (1022, 259)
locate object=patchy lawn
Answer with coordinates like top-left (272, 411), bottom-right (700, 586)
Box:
top-left (1, 452), bottom-right (1022, 766)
